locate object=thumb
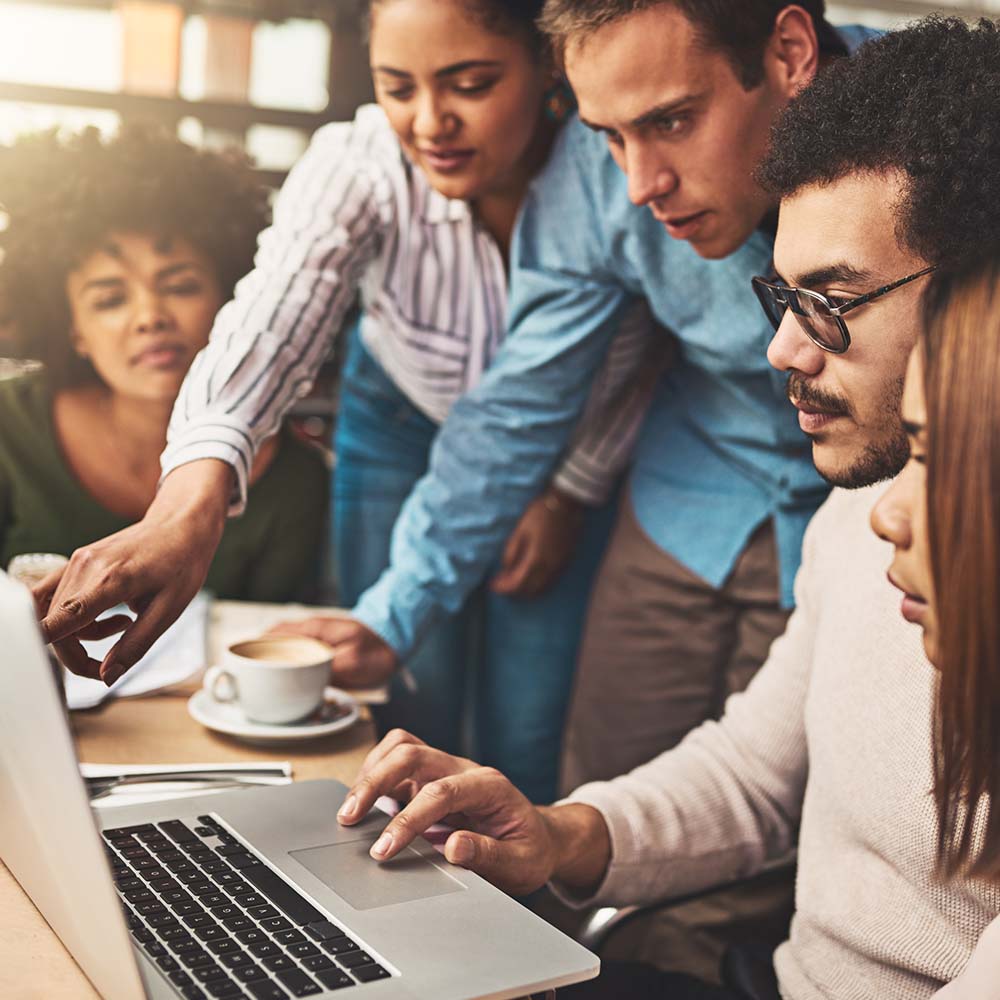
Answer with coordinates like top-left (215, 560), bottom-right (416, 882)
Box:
top-left (491, 532), bottom-right (528, 592)
top-left (443, 831), bottom-right (527, 892)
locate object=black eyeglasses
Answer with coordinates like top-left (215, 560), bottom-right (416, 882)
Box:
top-left (751, 265), bottom-right (936, 354)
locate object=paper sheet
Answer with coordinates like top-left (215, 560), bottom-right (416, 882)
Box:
top-left (65, 592), bottom-right (209, 710)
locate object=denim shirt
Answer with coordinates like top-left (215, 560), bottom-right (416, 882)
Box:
top-left (353, 26), bottom-right (879, 655)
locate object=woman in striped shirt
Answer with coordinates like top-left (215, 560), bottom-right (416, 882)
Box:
top-left (44, 0), bottom-right (661, 804)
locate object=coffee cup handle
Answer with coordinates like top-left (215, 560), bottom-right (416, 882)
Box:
top-left (204, 665), bottom-right (238, 704)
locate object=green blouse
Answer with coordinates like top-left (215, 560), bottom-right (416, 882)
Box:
top-left (0, 373), bottom-right (329, 602)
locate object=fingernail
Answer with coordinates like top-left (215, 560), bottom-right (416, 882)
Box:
top-left (449, 835), bottom-right (474, 865)
top-left (338, 794), bottom-right (357, 820)
top-left (371, 832), bottom-right (393, 858)
top-left (101, 661), bottom-right (119, 686)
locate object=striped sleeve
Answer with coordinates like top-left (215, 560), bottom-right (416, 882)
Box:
top-left (552, 300), bottom-right (673, 505)
top-left (162, 111), bottom-right (394, 513)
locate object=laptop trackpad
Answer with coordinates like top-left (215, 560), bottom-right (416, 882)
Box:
top-left (290, 841), bottom-right (465, 911)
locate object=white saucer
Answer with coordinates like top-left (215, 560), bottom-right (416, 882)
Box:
top-left (187, 687), bottom-right (359, 746)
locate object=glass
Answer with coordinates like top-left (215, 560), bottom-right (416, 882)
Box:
top-left (752, 265), bottom-right (936, 354)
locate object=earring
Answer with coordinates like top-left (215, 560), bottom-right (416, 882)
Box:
top-left (543, 76), bottom-right (575, 123)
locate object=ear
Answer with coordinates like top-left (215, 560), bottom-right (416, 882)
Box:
top-left (766, 5), bottom-right (821, 100)
top-left (70, 328), bottom-right (87, 358)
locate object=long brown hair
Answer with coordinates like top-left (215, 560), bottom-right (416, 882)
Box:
top-left (922, 260), bottom-right (1000, 881)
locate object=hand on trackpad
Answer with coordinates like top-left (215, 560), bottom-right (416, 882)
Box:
top-left (290, 840), bottom-right (465, 911)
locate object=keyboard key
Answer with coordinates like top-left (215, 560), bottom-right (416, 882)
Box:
top-left (173, 937), bottom-right (201, 955)
top-left (321, 938), bottom-right (359, 955)
top-left (195, 826), bottom-right (216, 837)
top-left (143, 940), bottom-right (167, 958)
top-left (220, 951), bottom-right (253, 969)
top-left (192, 962), bottom-right (227, 983)
top-left (178, 871), bottom-right (208, 885)
top-left (205, 979), bottom-right (243, 998)
top-left (287, 942), bottom-right (319, 959)
top-left (182, 913), bottom-right (214, 929)
top-left (201, 860), bottom-right (229, 874)
top-left (247, 905), bottom-right (279, 920)
top-left (130, 927), bottom-right (154, 944)
top-left (195, 925), bottom-right (227, 942)
top-left (303, 921), bottom-right (344, 942)
top-left (179, 948), bottom-right (214, 969)
top-left (263, 956), bottom-right (295, 972)
top-left (159, 820), bottom-right (199, 843)
top-left (201, 893), bottom-right (229, 909)
top-left (172, 902), bottom-right (205, 918)
top-left (233, 963), bottom-right (268, 983)
top-left (207, 938), bottom-right (241, 956)
top-left (133, 857), bottom-right (158, 871)
top-left (222, 916), bottom-right (253, 932)
top-left (121, 845), bottom-right (151, 861)
top-left (258, 917), bottom-right (291, 933)
top-left (155, 848), bottom-right (186, 862)
top-left (246, 982), bottom-right (289, 1000)
top-left (198, 815), bottom-right (221, 828)
top-left (162, 889), bottom-right (193, 906)
top-left (233, 893), bottom-right (266, 909)
top-left (216, 844), bottom-right (248, 857)
top-left (222, 852), bottom-right (256, 869)
top-left (247, 941), bottom-right (279, 958)
top-left (212, 871), bottom-right (242, 888)
top-left (147, 913), bottom-right (179, 930)
top-left (240, 866), bottom-right (323, 925)
top-left (211, 903), bottom-right (242, 921)
top-left (170, 970), bottom-right (194, 988)
top-left (136, 901), bottom-right (167, 917)
top-left (337, 952), bottom-right (374, 970)
top-left (224, 880), bottom-right (253, 896)
top-left (163, 928), bottom-right (194, 945)
top-left (235, 928), bottom-right (266, 945)
top-left (272, 930), bottom-right (306, 946)
top-left (149, 877), bottom-right (183, 894)
top-left (124, 889), bottom-right (153, 904)
top-left (180, 986), bottom-right (207, 1000)
top-left (190, 882), bottom-right (220, 897)
top-left (353, 964), bottom-right (390, 983)
top-left (300, 955), bottom-right (334, 972)
top-left (315, 968), bottom-right (354, 991)
top-left (275, 968), bottom-right (322, 996)
top-left (157, 955), bottom-right (180, 972)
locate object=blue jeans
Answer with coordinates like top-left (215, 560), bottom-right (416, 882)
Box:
top-left (334, 325), bottom-right (616, 803)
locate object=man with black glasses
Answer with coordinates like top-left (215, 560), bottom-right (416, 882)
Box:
top-left (333, 18), bottom-right (1000, 1000)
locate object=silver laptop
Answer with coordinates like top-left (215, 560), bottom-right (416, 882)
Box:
top-left (0, 571), bottom-right (598, 1000)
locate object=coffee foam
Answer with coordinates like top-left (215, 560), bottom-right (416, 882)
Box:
top-left (229, 635), bottom-right (333, 667)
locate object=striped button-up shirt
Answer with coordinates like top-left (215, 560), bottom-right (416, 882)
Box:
top-left (164, 105), bottom-right (661, 510)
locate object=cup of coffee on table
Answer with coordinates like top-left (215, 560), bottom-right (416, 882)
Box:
top-left (204, 635), bottom-right (333, 724)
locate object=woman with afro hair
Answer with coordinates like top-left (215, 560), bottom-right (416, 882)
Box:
top-left (0, 125), bottom-right (328, 601)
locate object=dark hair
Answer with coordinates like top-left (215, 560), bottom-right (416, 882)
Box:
top-left (366, 0), bottom-right (547, 53)
top-left (920, 260), bottom-right (1000, 882)
top-left (0, 124), bottom-right (269, 386)
top-left (538, 0), bottom-right (833, 88)
top-left (758, 17), bottom-right (1000, 272)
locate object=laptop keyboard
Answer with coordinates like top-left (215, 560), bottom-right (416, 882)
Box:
top-left (102, 816), bottom-right (392, 999)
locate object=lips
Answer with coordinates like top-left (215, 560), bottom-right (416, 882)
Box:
top-left (132, 344), bottom-right (187, 370)
top-left (887, 572), bottom-right (929, 624)
top-left (656, 210), bottom-right (709, 240)
top-left (790, 398), bottom-right (844, 434)
top-left (419, 147), bottom-right (475, 173)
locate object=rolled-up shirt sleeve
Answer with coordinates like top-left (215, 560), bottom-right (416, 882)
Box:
top-left (352, 123), bottom-right (633, 657)
top-left (162, 113), bottom-right (392, 513)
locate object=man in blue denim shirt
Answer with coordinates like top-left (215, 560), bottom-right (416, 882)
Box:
top-left (349, 2), bottom-right (874, 782)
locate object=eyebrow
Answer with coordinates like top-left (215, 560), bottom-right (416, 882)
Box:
top-left (580, 92), bottom-right (706, 134)
top-left (80, 262), bottom-right (202, 293)
top-left (782, 262), bottom-right (881, 290)
top-left (372, 60), bottom-right (502, 80)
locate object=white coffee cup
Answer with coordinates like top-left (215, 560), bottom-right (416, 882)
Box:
top-left (203, 635), bottom-right (333, 724)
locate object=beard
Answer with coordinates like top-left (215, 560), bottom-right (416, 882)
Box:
top-left (787, 372), bottom-right (909, 489)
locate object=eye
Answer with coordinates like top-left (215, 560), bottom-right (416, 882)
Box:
top-left (164, 280), bottom-right (202, 296)
top-left (604, 130), bottom-right (624, 149)
top-left (93, 294), bottom-right (126, 310)
top-left (453, 77), bottom-right (497, 96)
top-left (654, 113), bottom-right (690, 137)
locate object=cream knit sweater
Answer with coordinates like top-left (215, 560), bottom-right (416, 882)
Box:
top-left (563, 484), bottom-right (1000, 999)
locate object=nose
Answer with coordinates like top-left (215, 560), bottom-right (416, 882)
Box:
top-left (767, 310), bottom-right (824, 376)
top-left (624, 142), bottom-right (678, 207)
top-left (870, 473), bottom-right (912, 549)
top-left (132, 287), bottom-right (172, 334)
top-left (413, 91), bottom-right (457, 143)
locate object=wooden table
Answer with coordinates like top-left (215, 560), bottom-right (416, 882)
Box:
top-left (0, 601), bottom-right (378, 1000)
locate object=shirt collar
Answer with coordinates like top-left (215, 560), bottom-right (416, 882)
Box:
top-left (413, 164), bottom-right (471, 224)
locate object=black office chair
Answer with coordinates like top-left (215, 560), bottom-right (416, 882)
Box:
top-left (574, 854), bottom-right (795, 1000)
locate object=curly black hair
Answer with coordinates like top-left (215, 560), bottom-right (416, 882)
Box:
top-left (757, 16), bottom-right (1000, 271)
top-left (0, 124), bottom-right (269, 385)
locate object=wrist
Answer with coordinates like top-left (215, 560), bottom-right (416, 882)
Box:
top-left (538, 803), bottom-right (611, 893)
top-left (151, 460), bottom-right (233, 533)
top-left (542, 484), bottom-right (585, 516)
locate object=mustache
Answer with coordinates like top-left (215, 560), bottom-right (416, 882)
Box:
top-left (786, 373), bottom-right (852, 419)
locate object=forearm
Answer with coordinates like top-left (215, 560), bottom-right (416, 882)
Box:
top-left (150, 459), bottom-right (233, 540)
top-left (539, 803), bottom-right (611, 896)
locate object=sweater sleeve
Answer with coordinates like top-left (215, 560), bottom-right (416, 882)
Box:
top-left (553, 495), bottom-right (823, 908)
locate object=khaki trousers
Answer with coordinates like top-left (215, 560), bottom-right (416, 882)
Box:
top-left (561, 493), bottom-right (791, 794)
